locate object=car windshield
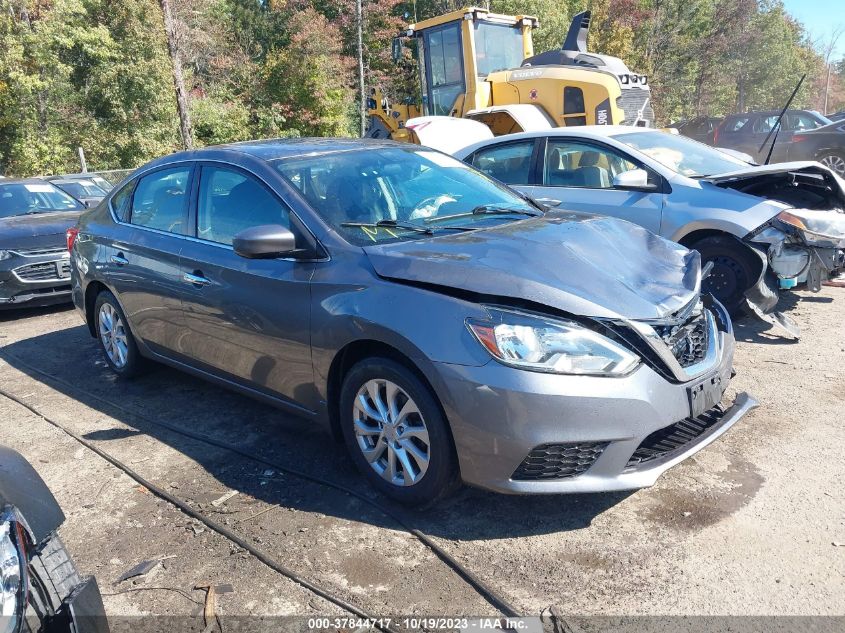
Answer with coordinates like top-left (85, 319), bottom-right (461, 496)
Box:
top-left (0, 182), bottom-right (84, 218)
top-left (58, 180), bottom-right (107, 198)
top-left (612, 130), bottom-right (749, 177)
top-left (274, 146), bottom-right (539, 245)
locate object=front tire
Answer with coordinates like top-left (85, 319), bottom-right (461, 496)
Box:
top-left (339, 358), bottom-right (459, 507)
top-left (693, 236), bottom-right (760, 317)
top-left (94, 290), bottom-right (144, 378)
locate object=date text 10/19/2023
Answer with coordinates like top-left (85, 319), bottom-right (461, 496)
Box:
top-left (307, 617), bottom-right (543, 631)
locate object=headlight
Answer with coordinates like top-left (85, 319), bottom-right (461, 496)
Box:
top-left (467, 308), bottom-right (640, 376)
top-left (777, 210), bottom-right (845, 246)
top-left (0, 516), bottom-right (25, 633)
top-left (0, 251), bottom-right (11, 262)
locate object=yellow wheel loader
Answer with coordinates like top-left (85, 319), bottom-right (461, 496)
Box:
top-left (366, 7), bottom-right (654, 142)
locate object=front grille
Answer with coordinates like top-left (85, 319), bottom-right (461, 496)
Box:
top-left (14, 260), bottom-right (70, 282)
top-left (616, 87), bottom-right (655, 126)
top-left (512, 442), bottom-right (608, 481)
top-left (626, 405), bottom-right (725, 468)
top-left (653, 312), bottom-right (709, 368)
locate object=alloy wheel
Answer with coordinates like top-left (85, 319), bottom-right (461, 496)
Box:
top-left (352, 379), bottom-right (431, 487)
top-left (98, 302), bottom-right (129, 369)
top-left (819, 154), bottom-right (845, 177)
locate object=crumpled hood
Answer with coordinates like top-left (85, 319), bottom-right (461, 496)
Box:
top-left (364, 211), bottom-right (701, 320)
top-left (0, 211), bottom-right (81, 251)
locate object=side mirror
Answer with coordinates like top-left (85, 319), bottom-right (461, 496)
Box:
top-left (392, 37), bottom-right (402, 63)
top-left (613, 168), bottom-right (657, 191)
top-left (233, 224), bottom-right (297, 259)
top-left (84, 200), bottom-right (96, 208)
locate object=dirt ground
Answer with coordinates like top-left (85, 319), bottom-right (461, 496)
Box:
top-left (0, 288), bottom-right (843, 627)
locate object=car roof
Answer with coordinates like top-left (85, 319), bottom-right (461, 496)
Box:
top-left (211, 137), bottom-right (401, 161)
top-left (0, 178), bottom-right (62, 186)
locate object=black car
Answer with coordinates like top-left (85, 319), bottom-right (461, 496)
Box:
top-left (0, 444), bottom-right (109, 632)
top-left (713, 109), bottom-right (845, 176)
top-left (0, 179), bottom-right (84, 308)
top-left (45, 173), bottom-right (114, 193)
top-left (828, 111), bottom-right (845, 122)
top-left (674, 116), bottom-right (722, 144)
top-left (45, 178), bottom-right (108, 208)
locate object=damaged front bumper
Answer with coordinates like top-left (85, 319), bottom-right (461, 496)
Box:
top-left (743, 222), bottom-right (845, 336)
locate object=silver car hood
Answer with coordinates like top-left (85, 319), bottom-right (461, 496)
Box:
top-left (363, 211), bottom-right (701, 320)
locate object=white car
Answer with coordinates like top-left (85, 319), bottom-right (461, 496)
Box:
top-left (453, 126), bottom-right (845, 327)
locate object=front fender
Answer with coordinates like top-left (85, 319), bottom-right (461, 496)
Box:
top-left (0, 445), bottom-right (64, 543)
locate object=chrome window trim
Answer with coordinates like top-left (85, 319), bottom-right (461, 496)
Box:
top-left (106, 158), bottom-right (330, 264)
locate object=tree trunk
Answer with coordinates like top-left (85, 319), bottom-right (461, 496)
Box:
top-left (159, 0), bottom-right (193, 149)
top-left (356, 0), bottom-right (366, 137)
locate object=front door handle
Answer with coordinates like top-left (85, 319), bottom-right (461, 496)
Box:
top-left (183, 271), bottom-right (212, 287)
top-left (110, 254), bottom-right (128, 266)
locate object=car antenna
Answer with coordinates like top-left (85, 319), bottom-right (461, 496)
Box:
top-left (759, 74), bottom-right (805, 165)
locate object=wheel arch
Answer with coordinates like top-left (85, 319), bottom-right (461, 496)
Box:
top-left (325, 339), bottom-right (450, 446)
top-left (83, 280), bottom-right (109, 338)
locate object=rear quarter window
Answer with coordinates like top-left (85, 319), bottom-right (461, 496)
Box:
top-left (110, 180), bottom-right (135, 222)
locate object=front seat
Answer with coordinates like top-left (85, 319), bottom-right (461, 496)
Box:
top-left (576, 151), bottom-right (610, 188)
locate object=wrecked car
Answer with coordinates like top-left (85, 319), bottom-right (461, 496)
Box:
top-left (0, 444), bottom-right (109, 632)
top-left (71, 138), bottom-right (756, 506)
top-left (454, 127), bottom-right (845, 333)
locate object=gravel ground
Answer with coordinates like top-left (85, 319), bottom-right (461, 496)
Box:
top-left (0, 288), bottom-right (843, 626)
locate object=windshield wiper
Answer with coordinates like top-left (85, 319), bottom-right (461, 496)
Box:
top-left (341, 219), bottom-right (433, 235)
top-left (425, 206), bottom-right (542, 224)
top-left (471, 204), bottom-right (542, 216)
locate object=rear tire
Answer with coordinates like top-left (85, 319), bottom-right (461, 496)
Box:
top-left (339, 358), bottom-right (459, 507)
top-left (818, 151), bottom-right (845, 177)
top-left (692, 236), bottom-right (759, 317)
top-left (94, 290), bottom-right (144, 378)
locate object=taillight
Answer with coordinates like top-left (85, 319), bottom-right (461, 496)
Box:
top-left (66, 227), bottom-right (79, 252)
top-left (713, 127), bottom-right (720, 144)
top-left (792, 134), bottom-right (809, 143)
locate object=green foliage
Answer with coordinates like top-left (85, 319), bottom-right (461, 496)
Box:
top-left (0, 0), bottom-right (840, 176)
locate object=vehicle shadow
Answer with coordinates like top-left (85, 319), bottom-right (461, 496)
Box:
top-left (1, 323), bottom-right (631, 541)
top-left (0, 303), bottom-right (75, 323)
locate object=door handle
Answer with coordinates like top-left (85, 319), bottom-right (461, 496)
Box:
top-left (110, 254), bottom-right (128, 266)
top-left (183, 272), bottom-right (212, 287)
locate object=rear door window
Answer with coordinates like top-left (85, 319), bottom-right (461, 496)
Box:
top-left (470, 140), bottom-right (535, 185)
top-left (197, 166), bottom-right (291, 245)
top-left (130, 167), bottom-right (191, 234)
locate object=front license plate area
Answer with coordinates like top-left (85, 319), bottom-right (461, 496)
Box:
top-left (687, 373), bottom-right (726, 418)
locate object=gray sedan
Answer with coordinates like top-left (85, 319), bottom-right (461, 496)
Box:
top-left (70, 139), bottom-right (755, 506)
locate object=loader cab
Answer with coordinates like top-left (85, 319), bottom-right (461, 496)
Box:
top-left (407, 8), bottom-right (536, 117)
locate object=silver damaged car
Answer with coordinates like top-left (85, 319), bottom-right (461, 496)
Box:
top-left (70, 139), bottom-right (756, 506)
top-left (455, 127), bottom-right (845, 335)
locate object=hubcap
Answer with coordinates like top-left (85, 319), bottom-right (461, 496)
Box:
top-left (820, 155), bottom-right (845, 177)
top-left (98, 303), bottom-right (129, 369)
top-left (353, 379), bottom-right (430, 487)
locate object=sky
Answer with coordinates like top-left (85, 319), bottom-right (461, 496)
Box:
top-left (782, 0), bottom-right (845, 60)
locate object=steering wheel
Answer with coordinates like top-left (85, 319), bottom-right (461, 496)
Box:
top-left (409, 194), bottom-right (459, 219)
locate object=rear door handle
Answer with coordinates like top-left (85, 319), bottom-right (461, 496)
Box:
top-left (110, 254), bottom-right (128, 266)
top-left (183, 272), bottom-right (212, 287)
